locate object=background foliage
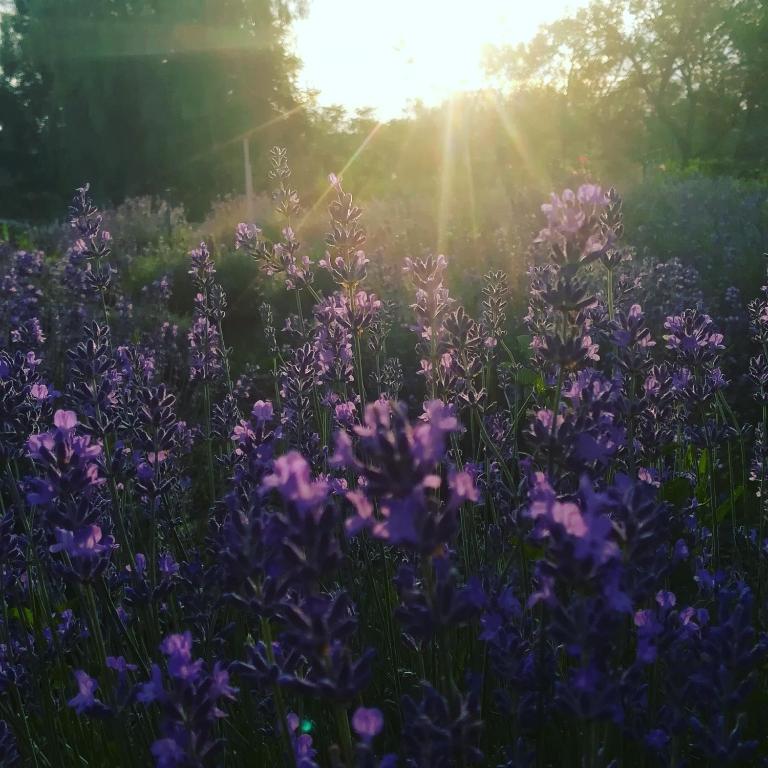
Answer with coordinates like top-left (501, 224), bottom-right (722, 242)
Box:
top-left (2, 0), bottom-right (768, 225)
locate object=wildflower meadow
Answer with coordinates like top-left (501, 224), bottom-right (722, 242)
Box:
top-left (2, 144), bottom-right (768, 768)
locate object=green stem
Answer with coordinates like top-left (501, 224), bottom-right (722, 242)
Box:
top-left (333, 703), bottom-right (355, 767)
top-left (85, 585), bottom-right (108, 667)
top-left (261, 618), bottom-right (295, 767)
top-left (758, 405), bottom-right (767, 610)
top-left (216, 316), bottom-right (234, 396)
top-left (203, 383), bottom-right (216, 506)
top-left (606, 266), bottom-right (615, 322)
top-left (708, 444), bottom-right (719, 568)
top-left (295, 289), bottom-right (305, 334)
top-left (627, 373), bottom-right (637, 478)
top-left (97, 581), bottom-right (150, 675)
top-left (273, 357), bottom-right (282, 412)
top-left (473, 406), bottom-right (516, 489)
top-left (547, 367), bottom-right (565, 478)
top-left (350, 289), bottom-right (368, 405)
top-left (92, 391), bottom-right (134, 565)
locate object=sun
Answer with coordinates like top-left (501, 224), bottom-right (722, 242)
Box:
top-left (291, 0), bottom-right (583, 119)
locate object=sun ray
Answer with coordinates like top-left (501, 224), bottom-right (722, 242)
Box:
top-left (231, 117), bottom-right (385, 310)
top-left (488, 91), bottom-right (551, 191)
top-left (436, 97), bottom-right (456, 254)
top-left (185, 104), bottom-right (306, 166)
top-left (460, 101), bottom-right (479, 242)
top-left (297, 119), bottom-right (384, 232)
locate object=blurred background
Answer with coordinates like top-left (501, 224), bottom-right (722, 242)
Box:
top-left (1, 0), bottom-right (767, 338)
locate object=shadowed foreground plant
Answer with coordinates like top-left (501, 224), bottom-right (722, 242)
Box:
top-left (0, 165), bottom-right (767, 768)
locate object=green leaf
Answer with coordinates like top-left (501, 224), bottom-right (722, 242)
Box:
top-left (659, 477), bottom-right (692, 507)
top-left (523, 541), bottom-right (545, 560)
top-left (515, 334), bottom-right (532, 351)
top-left (8, 607), bottom-right (34, 625)
top-left (698, 449), bottom-right (709, 477)
top-left (695, 449), bottom-right (710, 501)
top-left (715, 485), bottom-right (744, 524)
top-left (683, 444), bottom-right (696, 471)
top-left (515, 367), bottom-right (539, 387)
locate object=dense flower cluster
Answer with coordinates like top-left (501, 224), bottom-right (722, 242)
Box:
top-left (1, 154), bottom-right (767, 767)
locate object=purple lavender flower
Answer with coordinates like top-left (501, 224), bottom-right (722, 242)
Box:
top-left (1, 247), bottom-right (47, 351)
top-left (0, 720), bottom-right (20, 766)
top-left (352, 707), bottom-right (383, 741)
top-left (333, 399), bottom-right (473, 552)
top-left (162, 632), bottom-right (204, 681)
top-left (319, 174), bottom-right (369, 289)
top-left (50, 525), bottom-right (116, 583)
top-left (66, 321), bottom-right (120, 438)
top-left (261, 451), bottom-right (329, 516)
top-left (66, 185), bottom-right (119, 317)
top-left (663, 310), bottom-right (724, 367)
top-left (106, 655), bottom-right (138, 677)
top-left (395, 555), bottom-right (479, 645)
top-left (279, 343), bottom-right (322, 458)
top-left (401, 683), bottom-right (483, 766)
top-left (188, 242), bottom-right (216, 282)
top-left (0, 348), bottom-right (51, 461)
top-left (68, 670), bottom-right (111, 718)
top-left (536, 185), bottom-right (609, 265)
top-left (277, 592), bottom-right (374, 701)
top-left (187, 316), bottom-right (222, 383)
top-left (150, 738), bottom-right (187, 768)
top-left (186, 242), bottom-right (228, 385)
top-left (527, 473), bottom-right (619, 571)
top-left (49, 524), bottom-right (113, 558)
top-left (351, 707), bottom-right (396, 768)
top-left (237, 148), bottom-right (314, 292)
top-left (26, 410), bottom-right (105, 520)
top-left (403, 253), bottom-right (456, 392)
top-left (138, 632), bottom-right (237, 767)
top-left (312, 294), bottom-right (355, 386)
top-left (286, 713), bottom-right (320, 768)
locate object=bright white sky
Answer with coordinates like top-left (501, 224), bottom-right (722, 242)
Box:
top-left (290, 0), bottom-right (586, 119)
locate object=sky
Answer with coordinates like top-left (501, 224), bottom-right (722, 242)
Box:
top-left (290, 0), bottom-right (586, 120)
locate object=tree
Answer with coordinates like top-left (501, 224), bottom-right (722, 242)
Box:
top-left (0, 0), bottom-right (305, 220)
top-left (728, 0), bottom-right (768, 174)
top-left (486, 0), bottom-right (751, 171)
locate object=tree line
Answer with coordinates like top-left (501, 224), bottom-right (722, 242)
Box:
top-left (1, 0), bottom-right (766, 223)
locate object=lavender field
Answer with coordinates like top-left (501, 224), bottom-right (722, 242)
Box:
top-left (0, 143), bottom-right (767, 768)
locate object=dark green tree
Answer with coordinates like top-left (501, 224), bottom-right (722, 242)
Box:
top-left (0, 0), bottom-right (305, 220)
top-left (729, 0), bottom-right (768, 174)
top-left (486, 0), bottom-right (755, 172)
